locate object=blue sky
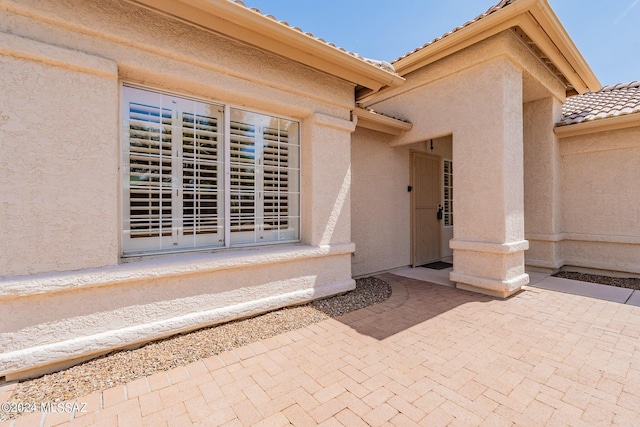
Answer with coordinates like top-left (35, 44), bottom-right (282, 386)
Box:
top-left (243, 1), bottom-right (640, 87)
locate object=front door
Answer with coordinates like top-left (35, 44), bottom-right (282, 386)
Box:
top-left (411, 152), bottom-right (440, 267)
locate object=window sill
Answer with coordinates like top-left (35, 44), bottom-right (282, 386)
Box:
top-left (121, 239), bottom-right (301, 259)
top-left (0, 243), bottom-right (355, 300)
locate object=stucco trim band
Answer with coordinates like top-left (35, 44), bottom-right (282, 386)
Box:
top-left (564, 233), bottom-right (640, 245)
top-left (525, 233), bottom-right (563, 242)
top-left (0, 32), bottom-right (117, 77)
top-left (0, 278), bottom-right (355, 378)
top-left (525, 258), bottom-right (564, 270)
top-left (527, 233), bottom-right (640, 245)
top-left (449, 239), bottom-right (529, 254)
top-left (0, 243), bottom-right (355, 300)
top-left (561, 258), bottom-right (640, 276)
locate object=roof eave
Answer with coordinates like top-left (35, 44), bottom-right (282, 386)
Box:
top-left (555, 113), bottom-right (640, 138)
top-left (527, 0), bottom-right (600, 93)
top-left (392, 0), bottom-right (537, 75)
top-left (392, 0), bottom-right (599, 95)
top-left (353, 107), bottom-right (413, 136)
top-left (125, 0), bottom-right (405, 92)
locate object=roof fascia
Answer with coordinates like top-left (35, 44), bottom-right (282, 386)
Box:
top-left (127, 0), bottom-right (405, 91)
top-left (353, 107), bottom-right (413, 136)
top-left (393, 0), bottom-right (538, 75)
top-left (554, 113), bottom-right (640, 138)
top-left (527, 1), bottom-right (600, 92)
top-left (392, 0), bottom-right (599, 94)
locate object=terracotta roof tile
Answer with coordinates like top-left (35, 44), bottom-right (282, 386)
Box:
top-left (230, 0), bottom-right (397, 74)
top-left (392, 0), bottom-right (518, 63)
top-left (559, 81), bottom-right (640, 126)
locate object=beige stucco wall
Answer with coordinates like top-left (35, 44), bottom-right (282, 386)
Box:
top-left (0, 0), bottom-right (357, 379)
top-left (523, 97), bottom-right (640, 277)
top-left (364, 31), bottom-right (566, 121)
top-left (302, 114), bottom-right (354, 247)
top-left (356, 32), bottom-right (557, 296)
top-left (523, 97), bottom-right (564, 269)
top-left (0, 245), bottom-right (353, 378)
top-left (350, 131), bottom-right (452, 277)
top-left (558, 125), bottom-right (640, 274)
top-left (0, 37), bottom-right (119, 277)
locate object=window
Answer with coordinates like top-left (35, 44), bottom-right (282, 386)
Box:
top-left (443, 160), bottom-right (453, 227)
top-left (122, 85), bottom-right (300, 255)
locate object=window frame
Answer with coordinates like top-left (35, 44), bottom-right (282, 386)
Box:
top-left (120, 83), bottom-right (301, 257)
top-left (443, 159), bottom-right (453, 228)
top-left (226, 108), bottom-right (301, 247)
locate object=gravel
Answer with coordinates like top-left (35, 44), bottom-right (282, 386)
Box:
top-left (3, 277), bottom-right (391, 415)
top-left (553, 271), bottom-right (640, 290)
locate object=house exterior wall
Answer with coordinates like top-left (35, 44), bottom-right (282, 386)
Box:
top-left (523, 97), bottom-right (564, 269)
top-left (523, 97), bottom-right (640, 276)
top-left (0, 37), bottom-right (120, 277)
top-left (351, 129), bottom-right (410, 276)
top-left (350, 131), bottom-right (452, 277)
top-left (355, 33), bottom-right (561, 296)
top-left (0, 0), bottom-right (356, 379)
top-left (558, 125), bottom-right (640, 275)
top-left (447, 57), bottom-right (528, 297)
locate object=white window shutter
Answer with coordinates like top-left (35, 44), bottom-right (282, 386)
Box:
top-left (122, 86), bottom-right (299, 255)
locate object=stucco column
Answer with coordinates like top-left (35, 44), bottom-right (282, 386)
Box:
top-left (301, 113), bottom-right (356, 246)
top-left (449, 58), bottom-right (529, 298)
top-left (523, 97), bottom-right (564, 270)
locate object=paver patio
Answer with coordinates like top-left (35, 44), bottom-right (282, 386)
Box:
top-left (3, 273), bottom-right (640, 426)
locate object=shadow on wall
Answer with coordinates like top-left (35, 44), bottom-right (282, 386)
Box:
top-left (0, 257), bottom-right (344, 360)
top-left (320, 166), bottom-right (351, 245)
top-left (334, 273), bottom-right (501, 340)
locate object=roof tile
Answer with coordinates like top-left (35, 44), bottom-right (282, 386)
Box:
top-left (559, 81), bottom-right (640, 126)
top-left (229, 0), bottom-right (397, 74)
top-left (392, 0), bottom-right (518, 63)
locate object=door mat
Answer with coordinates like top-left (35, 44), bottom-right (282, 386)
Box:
top-left (419, 261), bottom-right (453, 270)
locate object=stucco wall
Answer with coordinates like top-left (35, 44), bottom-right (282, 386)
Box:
top-left (351, 130), bottom-right (409, 276)
top-left (350, 131), bottom-right (452, 277)
top-left (0, 0), bottom-right (357, 379)
top-left (0, 38), bottom-right (119, 277)
top-left (302, 114), bottom-right (354, 247)
top-left (0, 0), bottom-right (353, 120)
top-left (523, 97), bottom-right (564, 269)
top-left (0, 245), bottom-right (353, 377)
top-left (355, 31), bottom-right (588, 297)
top-left (356, 31), bottom-right (572, 296)
top-left (0, 0), bottom-right (355, 277)
top-left (559, 125), bottom-right (640, 274)
top-left (365, 31), bottom-right (566, 123)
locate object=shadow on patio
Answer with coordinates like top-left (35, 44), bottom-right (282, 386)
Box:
top-left (332, 273), bottom-right (500, 340)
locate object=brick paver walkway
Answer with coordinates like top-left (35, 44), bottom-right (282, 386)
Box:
top-left (4, 273), bottom-right (640, 426)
